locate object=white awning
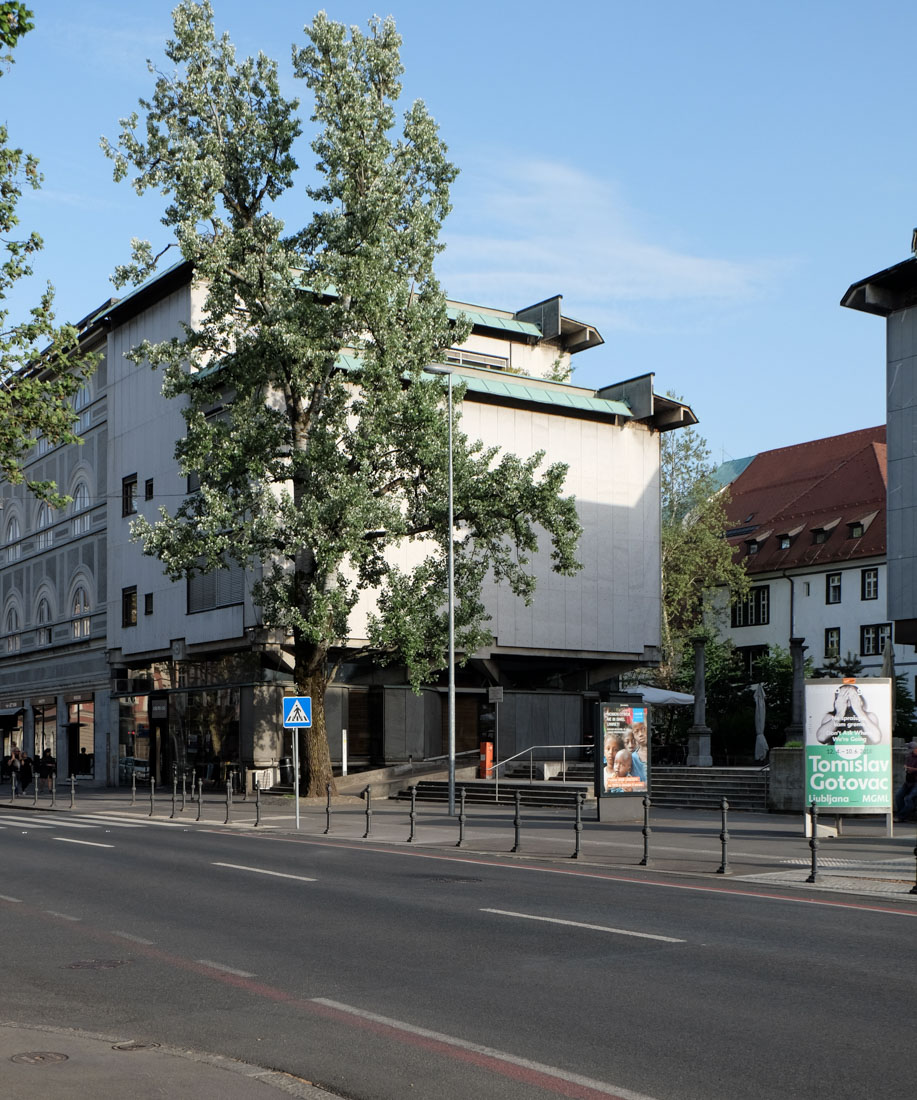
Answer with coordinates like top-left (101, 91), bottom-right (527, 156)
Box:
top-left (627, 685), bottom-right (694, 707)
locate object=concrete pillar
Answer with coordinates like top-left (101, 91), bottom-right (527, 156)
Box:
top-left (686, 635), bottom-right (713, 766)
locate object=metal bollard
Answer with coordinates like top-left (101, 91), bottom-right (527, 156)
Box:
top-left (180, 772), bottom-right (186, 813)
top-left (572, 792), bottom-right (583, 859)
top-left (171, 775), bottom-right (177, 819)
top-left (51, 772), bottom-right (56, 808)
top-left (806, 800), bottom-right (819, 883)
top-left (33, 778), bottom-right (38, 807)
top-left (716, 797), bottom-right (730, 874)
top-left (225, 779), bottom-right (232, 824)
top-left (131, 771), bottom-right (136, 806)
top-left (363, 785), bottom-right (373, 838)
top-left (254, 780), bottom-right (261, 827)
top-left (196, 777), bottom-right (203, 822)
top-left (456, 787), bottom-right (466, 848)
top-left (149, 776), bottom-right (155, 817)
top-left (242, 768), bottom-right (248, 802)
top-left (407, 785), bottom-right (417, 843)
top-left (639, 795), bottom-right (652, 866)
top-left (511, 790), bottom-right (522, 853)
top-left (70, 774), bottom-right (76, 810)
top-left (324, 782), bottom-right (332, 835)
top-left (911, 826), bottom-right (917, 895)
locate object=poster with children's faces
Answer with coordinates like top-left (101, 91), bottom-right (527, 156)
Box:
top-left (804, 678), bottom-right (892, 813)
top-left (599, 702), bottom-right (648, 796)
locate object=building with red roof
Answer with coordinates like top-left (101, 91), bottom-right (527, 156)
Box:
top-left (715, 426), bottom-right (909, 685)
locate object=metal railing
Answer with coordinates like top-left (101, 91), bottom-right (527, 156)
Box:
top-left (488, 744), bottom-right (591, 800)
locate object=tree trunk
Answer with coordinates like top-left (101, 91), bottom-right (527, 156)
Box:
top-left (297, 663), bottom-right (336, 797)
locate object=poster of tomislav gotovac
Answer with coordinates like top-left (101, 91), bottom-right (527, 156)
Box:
top-left (804, 678), bottom-right (893, 813)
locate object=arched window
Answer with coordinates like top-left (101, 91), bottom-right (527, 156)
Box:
top-left (5, 515), bottom-right (21, 562)
top-left (71, 586), bottom-right (90, 639)
top-left (36, 597), bottom-right (52, 646)
top-left (71, 482), bottom-right (91, 535)
top-left (37, 503), bottom-right (54, 550)
top-left (5, 606), bottom-right (20, 653)
top-left (73, 383), bottom-right (91, 433)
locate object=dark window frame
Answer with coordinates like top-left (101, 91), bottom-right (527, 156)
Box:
top-left (825, 572), bottom-right (841, 605)
top-left (121, 586), bottom-right (138, 628)
top-left (861, 567), bottom-right (878, 601)
top-left (122, 474), bottom-right (138, 517)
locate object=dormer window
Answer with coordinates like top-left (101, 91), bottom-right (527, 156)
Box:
top-left (747, 541), bottom-right (758, 555)
top-left (813, 529), bottom-right (828, 544)
top-left (779, 536), bottom-right (791, 550)
top-left (848, 522), bottom-right (864, 539)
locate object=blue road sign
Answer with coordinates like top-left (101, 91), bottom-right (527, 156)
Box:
top-left (282, 696), bottom-right (312, 727)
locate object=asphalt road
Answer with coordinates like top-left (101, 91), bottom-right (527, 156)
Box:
top-left (0, 807), bottom-right (913, 1100)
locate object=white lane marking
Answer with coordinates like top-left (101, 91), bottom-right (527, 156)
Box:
top-left (53, 837), bottom-right (115, 849)
top-left (113, 931), bottom-right (155, 945)
top-left (0, 894), bottom-right (22, 903)
top-left (45, 910), bottom-right (80, 921)
top-left (312, 998), bottom-right (660, 1100)
top-left (481, 908), bottom-right (685, 943)
top-left (87, 813), bottom-right (187, 828)
top-left (0, 817), bottom-right (52, 828)
top-left (196, 960), bottom-right (255, 978)
top-left (212, 862), bottom-right (316, 883)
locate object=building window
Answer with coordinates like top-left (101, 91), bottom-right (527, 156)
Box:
top-left (144, 478), bottom-right (154, 501)
top-left (849, 521), bottom-right (864, 539)
top-left (731, 585), bottom-right (770, 627)
top-left (121, 586), bottom-right (138, 628)
top-left (73, 384), bottom-right (91, 433)
top-left (144, 592), bottom-right (154, 616)
top-left (71, 481), bottom-right (91, 535)
top-left (860, 623), bottom-right (891, 656)
top-left (36, 432), bottom-right (50, 456)
top-left (803, 582), bottom-right (810, 597)
top-left (5, 607), bottom-right (20, 653)
top-left (824, 627), bottom-right (840, 659)
top-left (747, 541), bottom-right (759, 555)
top-left (779, 536), bottom-right (791, 550)
top-left (826, 572), bottom-right (841, 605)
top-left (5, 516), bottom-right (21, 562)
top-left (36, 503), bottom-right (53, 549)
top-left (813, 529), bottom-right (828, 544)
top-left (187, 557), bottom-right (245, 613)
top-left (71, 586), bottom-right (90, 639)
top-left (122, 475), bottom-right (138, 517)
top-left (36, 597), bottom-right (52, 646)
top-left (861, 567), bottom-right (878, 601)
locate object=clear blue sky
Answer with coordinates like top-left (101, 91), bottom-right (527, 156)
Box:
top-left (4, 0), bottom-right (914, 464)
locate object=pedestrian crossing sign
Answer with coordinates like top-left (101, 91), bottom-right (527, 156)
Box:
top-left (282, 696), bottom-right (312, 727)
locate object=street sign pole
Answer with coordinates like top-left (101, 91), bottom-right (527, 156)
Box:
top-left (292, 725), bottom-right (300, 831)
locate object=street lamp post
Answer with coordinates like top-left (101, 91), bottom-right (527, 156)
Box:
top-left (424, 366), bottom-right (456, 815)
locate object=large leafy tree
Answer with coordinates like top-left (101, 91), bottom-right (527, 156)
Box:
top-left (104, 3), bottom-right (582, 794)
top-left (1, 3), bottom-right (94, 506)
top-left (658, 404), bottom-right (747, 683)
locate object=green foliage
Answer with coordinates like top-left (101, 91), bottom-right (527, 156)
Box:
top-left (0, 3), bottom-right (94, 506)
top-left (658, 403), bottom-right (747, 680)
top-left (812, 650), bottom-right (864, 678)
top-left (105, 3), bottom-right (582, 791)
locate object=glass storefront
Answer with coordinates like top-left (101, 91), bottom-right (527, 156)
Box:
top-left (67, 698), bottom-right (95, 777)
top-left (32, 701), bottom-right (57, 757)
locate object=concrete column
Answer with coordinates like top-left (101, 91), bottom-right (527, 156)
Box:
top-left (784, 636), bottom-right (807, 742)
top-left (686, 635), bottom-right (713, 767)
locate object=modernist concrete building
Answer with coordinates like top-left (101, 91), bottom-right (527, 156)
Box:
top-left (1, 263), bottom-right (694, 786)
top-left (715, 427), bottom-right (916, 687)
top-left (843, 250), bottom-right (917, 650)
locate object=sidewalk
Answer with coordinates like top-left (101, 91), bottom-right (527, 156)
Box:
top-left (0, 1021), bottom-right (330, 1099)
top-left (4, 782), bottom-right (917, 900)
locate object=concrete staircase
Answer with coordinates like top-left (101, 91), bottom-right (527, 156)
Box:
top-left (648, 766), bottom-right (769, 811)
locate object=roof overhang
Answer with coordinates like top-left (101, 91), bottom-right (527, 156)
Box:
top-left (841, 256), bottom-right (917, 316)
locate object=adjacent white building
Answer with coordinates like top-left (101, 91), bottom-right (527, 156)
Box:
top-left (1, 264), bottom-right (694, 785)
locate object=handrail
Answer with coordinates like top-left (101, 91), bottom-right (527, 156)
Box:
top-left (489, 743), bottom-right (592, 798)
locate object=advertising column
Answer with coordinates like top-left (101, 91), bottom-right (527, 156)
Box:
top-left (804, 678), bottom-right (893, 816)
top-left (595, 698), bottom-right (649, 801)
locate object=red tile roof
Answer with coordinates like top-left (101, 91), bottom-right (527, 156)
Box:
top-left (723, 426), bottom-right (886, 572)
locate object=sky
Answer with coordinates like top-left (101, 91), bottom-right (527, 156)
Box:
top-left (4, 0), bottom-right (916, 465)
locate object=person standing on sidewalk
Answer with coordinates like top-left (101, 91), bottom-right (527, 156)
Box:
top-left (8, 744), bottom-right (23, 794)
top-left (895, 740), bottom-right (917, 822)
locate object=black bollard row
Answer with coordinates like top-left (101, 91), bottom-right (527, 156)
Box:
top-left (806, 800), bottom-right (819, 883)
top-left (716, 797), bottom-right (730, 874)
top-left (363, 785), bottom-right (372, 838)
top-left (407, 785), bottom-right (417, 843)
top-left (511, 790), bottom-right (522, 853)
top-left (571, 792), bottom-right (583, 860)
top-left (456, 788), bottom-right (466, 848)
top-left (639, 795), bottom-right (652, 866)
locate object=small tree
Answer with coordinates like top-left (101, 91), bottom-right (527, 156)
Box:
top-left (0, 3), bottom-right (94, 506)
top-left (658, 403), bottom-right (747, 683)
top-left (104, 3), bottom-right (582, 794)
